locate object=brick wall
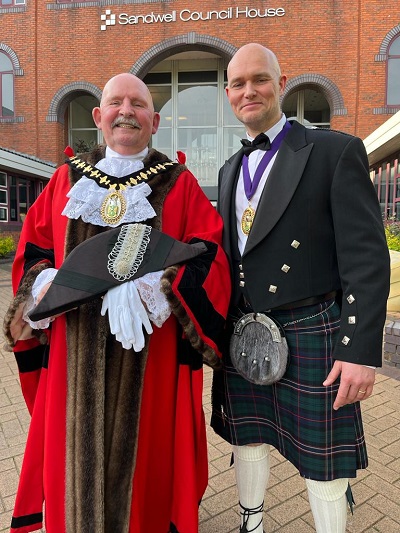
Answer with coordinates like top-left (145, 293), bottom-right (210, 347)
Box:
top-left (384, 320), bottom-right (400, 368)
top-left (1, 0), bottom-right (399, 166)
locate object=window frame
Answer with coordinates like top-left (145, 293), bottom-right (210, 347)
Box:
top-left (386, 35), bottom-right (400, 108)
top-left (0, 0), bottom-right (26, 6)
top-left (0, 51), bottom-right (14, 118)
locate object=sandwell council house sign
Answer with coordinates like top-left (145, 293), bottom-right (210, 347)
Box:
top-left (100, 6), bottom-right (286, 30)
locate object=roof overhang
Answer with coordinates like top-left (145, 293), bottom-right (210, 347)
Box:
top-left (0, 148), bottom-right (56, 179)
top-left (364, 111), bottom-right (400, 166)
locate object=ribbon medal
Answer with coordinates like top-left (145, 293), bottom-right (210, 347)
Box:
top-left (241, 205), bottom-right (255, 235)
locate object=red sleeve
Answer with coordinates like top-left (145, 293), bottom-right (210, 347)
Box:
top-left (13, 338), bottom-right (49, 416)
top-left (161, 170), bottom-right (231, 360)
top-left (11, 166), bottom-right (69, 413)
top-left (12, 165), bottom-right (70, 293)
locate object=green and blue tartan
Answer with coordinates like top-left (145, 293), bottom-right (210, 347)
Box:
top-left (211, 299), bottom-right (368, 481)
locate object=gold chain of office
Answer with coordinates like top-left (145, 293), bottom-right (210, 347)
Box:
top-left (66, 155), bottom-right (178, 190)
top-left (66, 155), bottom-right (178, 225)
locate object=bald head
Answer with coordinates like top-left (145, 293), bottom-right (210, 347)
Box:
top-left (227, 43), bottom-right (282, 83)
top-left (100, 73), bottom-right (154, 112)
top-left (92, 72), bottom-right (160, 155)
top-left (225, 43), bottom-right (286, 137)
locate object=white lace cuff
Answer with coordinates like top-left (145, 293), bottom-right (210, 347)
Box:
top-left (23, 268), bottom-right (58, 330)
top-left (134, 271), bottom-right (171, 328)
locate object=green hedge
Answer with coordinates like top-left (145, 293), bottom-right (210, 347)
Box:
top-left (385, 220), bottom-right (400, 252)
top-left (0, 234), bottom-right (16, 258)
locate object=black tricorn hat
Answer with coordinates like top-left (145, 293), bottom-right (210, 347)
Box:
top-left (29, 223), bottom-right (207, 321)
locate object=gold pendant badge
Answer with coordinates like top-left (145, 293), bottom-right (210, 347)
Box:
top-left (100, 190), bottom-right (127, 225)
top-left (241, 205), bottom-right (255, 235)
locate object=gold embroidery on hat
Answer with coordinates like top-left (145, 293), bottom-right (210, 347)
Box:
top-left (107, 223), bottom-right (151, 281)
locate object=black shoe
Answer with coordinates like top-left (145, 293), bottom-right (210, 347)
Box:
top-left (239, 501), bottom-right (264, 533)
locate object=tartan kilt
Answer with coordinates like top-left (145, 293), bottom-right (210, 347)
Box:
top-left (210, 298), bottom-right (368, 481)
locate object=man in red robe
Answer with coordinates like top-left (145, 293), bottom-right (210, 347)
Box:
top-left (4, 73), bottom-right (230, 533)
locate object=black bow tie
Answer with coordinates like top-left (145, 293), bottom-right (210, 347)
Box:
top-left (240, 133), bottom-right (271, 156)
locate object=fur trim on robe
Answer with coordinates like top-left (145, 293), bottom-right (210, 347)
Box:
top-left (64, 146), bottom-right (190, 532)
top-left (3, 262), bottom-right (50, 351)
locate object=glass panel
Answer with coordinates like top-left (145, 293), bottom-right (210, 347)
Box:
top-left (304, 89), bottom-right (330, 124)
top-left (1, 0), bottom-right (13, 6)
top-left (144, 72), bottom-right (171, 85)
top-left (223, 126), bottom-right (246, 160)
top-left (151, 127), bottom-right (172, 158)
top-left (0, 208), bottom-right (7, 221)
top-left (70, 95), bottom-right (97, 128)
top-left (15, 0), bottom-right (26, 4)
top-left (282, 91), bottom-right (297, 120)
top-left (177, 85), bottom-right (217, 127)
top-left (387, 58), bottom-right (400, 105)
top-left (178, 71), bottom-right (217, 83)
top-left (146, 57), bottom-right (239, 194)
top-left (2, 73), bottom-right (14, 116)
top-left (177, 127), bottom-right (218, 186)
top-left (223, 88), bottom-right (243, 126)
top-left (282, 88), bottom-right (330, 127)
top-left (0, 171), bottom-right (6, 186)
top-left (149, 86), bottom-right (171, 116)
top-left (29, 179), bottom-right (35, 206)
top-left (0, 190), bottom-right (7, 203)
top-left (18, 179), bottom-right (27, 219)
top-left (69, 95), bottom-right (99, 152)
top-left (389, 36), bottom-right (400, 55)
top-left (71, 129), bottom-right (98, 154)
top-left (0, 52), bottom-right (12, 71)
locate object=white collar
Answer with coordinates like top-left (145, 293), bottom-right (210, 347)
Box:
top-left (105, 145), bottom-right (149, 161)
top-left (246, 113), bottom-right (287, 143)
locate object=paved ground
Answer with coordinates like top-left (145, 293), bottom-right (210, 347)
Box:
top-left (0, 262), bottom-right (400, 532)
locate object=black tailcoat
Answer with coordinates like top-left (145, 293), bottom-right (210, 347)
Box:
top-left (218, 120), bottom-right (390, 367)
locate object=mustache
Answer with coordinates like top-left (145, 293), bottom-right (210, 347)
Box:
top-left (111, 117), bottom-right (141, 129)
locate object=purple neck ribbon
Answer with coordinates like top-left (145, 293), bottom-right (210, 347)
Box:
top-left (242, 121), bottom-right (291, 201)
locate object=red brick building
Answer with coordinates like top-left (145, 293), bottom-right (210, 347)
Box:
top-left (1, 0), bottom-right (400, 228)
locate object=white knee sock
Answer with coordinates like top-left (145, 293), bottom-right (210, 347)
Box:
top-left (233, 444), bottom-right (270, 533)
top-left (306, 478), bottom-right (348, 533)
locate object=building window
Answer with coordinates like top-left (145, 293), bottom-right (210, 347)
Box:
top-left (9, 176), bottom-right (36, 223)
top-left (0, 0), bottom-right (25, 5)
top-left (0, 171), bottom-right (7, 222)
top-left (387, 35), bottom-right (400, 106)
top-left (282, 88), bottom-right (330, 128)
top-left (144, 54), bottom-right (245, 196)
top-left (68, 95), bottom-right (100, 154)
top-left (0, 52), bottom-right (14, 118)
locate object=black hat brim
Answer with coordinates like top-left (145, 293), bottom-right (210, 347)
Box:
top-left (29, 224), bottom-right (207, 321)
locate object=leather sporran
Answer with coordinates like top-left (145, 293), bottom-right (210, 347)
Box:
top-left (230, 313), bottom-right (289, 385)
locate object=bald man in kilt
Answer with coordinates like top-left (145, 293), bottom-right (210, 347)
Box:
top-left (211, 43), bottom-right (390, 533)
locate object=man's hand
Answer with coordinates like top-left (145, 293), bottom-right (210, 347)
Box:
top-left (323, 360), bottom-right (375, 410)
top-left (10, 302), bottom-right (34, 342)
top-left (36, 281), bottom-right (52, 305)
top-left (10, 282), bottom-right (53, 343)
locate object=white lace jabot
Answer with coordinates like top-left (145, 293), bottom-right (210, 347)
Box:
top-left (59, 149), bottom-right (171, 333)
top-left (62, 151), bottom-right (157, 228)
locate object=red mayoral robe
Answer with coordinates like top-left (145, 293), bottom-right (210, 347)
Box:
top-left (8, 147), bottom-right (230, 533)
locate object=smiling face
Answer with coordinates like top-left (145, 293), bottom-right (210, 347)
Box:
top-left (226, 44), bottom-right (287, 138)
top-left (92, 73), bottom-right (160, 155)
